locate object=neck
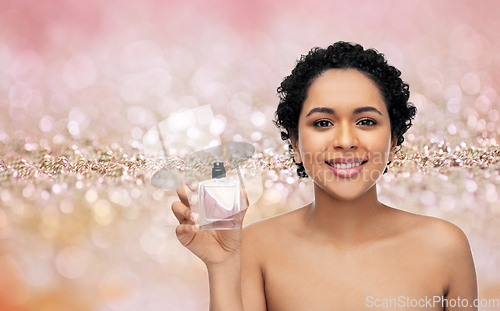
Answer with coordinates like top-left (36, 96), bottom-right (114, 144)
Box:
top-left (304, 183), bottom-right (391, 248)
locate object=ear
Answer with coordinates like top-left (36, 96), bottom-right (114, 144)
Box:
top-left (388, 136), bottom-right (398, 162)
top-left (290, 132), bottom-right (302, 164)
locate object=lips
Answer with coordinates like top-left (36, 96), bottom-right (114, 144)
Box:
top-left (327, 157), bottom-right (367, 165)
top-left (326, 159), bottom-right (368, 178)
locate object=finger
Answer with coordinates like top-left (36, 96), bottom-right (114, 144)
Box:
top-left (183, 178), bottom-right (199, 193)
top-left (171, 201), bottom-right (196, 224)
top-left (176, 186), bottom-right (190, 207)
top-left (175, 224), bottom-right (199, 246)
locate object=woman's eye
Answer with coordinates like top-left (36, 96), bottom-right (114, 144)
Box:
top-left (314, 120), bottom-right (333, 127)
top-left (358, 119), bottom-right (377, 126)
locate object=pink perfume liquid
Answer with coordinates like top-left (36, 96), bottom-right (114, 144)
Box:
top-left (200, 184), bottom-right (237, 221)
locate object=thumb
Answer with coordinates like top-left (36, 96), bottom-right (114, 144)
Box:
top-left (175, 224), bottom-right (198, 247)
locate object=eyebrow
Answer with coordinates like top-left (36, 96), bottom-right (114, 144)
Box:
top-left (305, 106), bottom-right (383, 117)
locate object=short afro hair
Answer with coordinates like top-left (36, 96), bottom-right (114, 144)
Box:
top-left (273, 41), bottom-right (417, 178)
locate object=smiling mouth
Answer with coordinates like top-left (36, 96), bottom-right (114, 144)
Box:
top-left (326, 160), bottom-right (368, 169)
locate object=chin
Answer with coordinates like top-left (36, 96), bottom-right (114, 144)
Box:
top-left (315, 180), bottom-right (375, 201)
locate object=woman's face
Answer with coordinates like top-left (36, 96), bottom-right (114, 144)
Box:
top-left (291, 68), bottom-right (397, 201)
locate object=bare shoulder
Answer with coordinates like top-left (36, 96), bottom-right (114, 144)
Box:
top-left (409, 212), bottom-right (471, 251)
top-left (240, 205), bottom-right (305, 299)
top-left (392, 209), bottom-right (474, 271)
top-left (240, 207), bottom-right (306, 310)
top-left (243, 206), bottom-right (304, 236)
top-left (405, 212), bottom-right (477, 297)
top-left (242, 206), bottom-right (306, 252)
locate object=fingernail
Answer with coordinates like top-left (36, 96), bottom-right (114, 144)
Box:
top-left (191, 212), bottom-right (199, 222)
top-left (191, 225), bottom-right (198, 232)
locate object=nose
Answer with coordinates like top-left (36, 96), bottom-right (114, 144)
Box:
top-left (333, 121), bottom-right (357, 150)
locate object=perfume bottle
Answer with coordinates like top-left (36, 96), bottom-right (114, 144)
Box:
top-left (198, 162), bottom-right (240, 229)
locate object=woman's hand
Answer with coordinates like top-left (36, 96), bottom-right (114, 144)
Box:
top-left (171, 184), bottom-right (248, 268)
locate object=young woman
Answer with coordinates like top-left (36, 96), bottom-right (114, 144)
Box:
top-left (172, 42), bottom-right (478, 310)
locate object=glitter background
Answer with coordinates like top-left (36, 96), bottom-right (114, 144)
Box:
top-left (1, 0), bottom-right (500, 310)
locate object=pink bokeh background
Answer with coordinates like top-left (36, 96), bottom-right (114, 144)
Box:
top-left (1, 0), bottom-right (500, 310)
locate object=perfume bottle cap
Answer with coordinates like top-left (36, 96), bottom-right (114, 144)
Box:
top-left (212, 162), bottom-right (226, 179)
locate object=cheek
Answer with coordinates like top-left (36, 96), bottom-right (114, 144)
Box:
top-left (364, 135), bottom-right (392, 164)
top-left (299, 132), bottom-right (329, 163)
top-left (369, 142), bottom-right (391, 164)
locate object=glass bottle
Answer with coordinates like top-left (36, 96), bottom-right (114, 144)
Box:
top-left (198, 162), bottom-right (240, 229)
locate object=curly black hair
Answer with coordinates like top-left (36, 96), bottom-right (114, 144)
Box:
top-left (273, 41), bottom-right (417, 178)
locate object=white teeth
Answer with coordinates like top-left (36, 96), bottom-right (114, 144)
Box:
top-left (330, 161), bottom-right (362, 169)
